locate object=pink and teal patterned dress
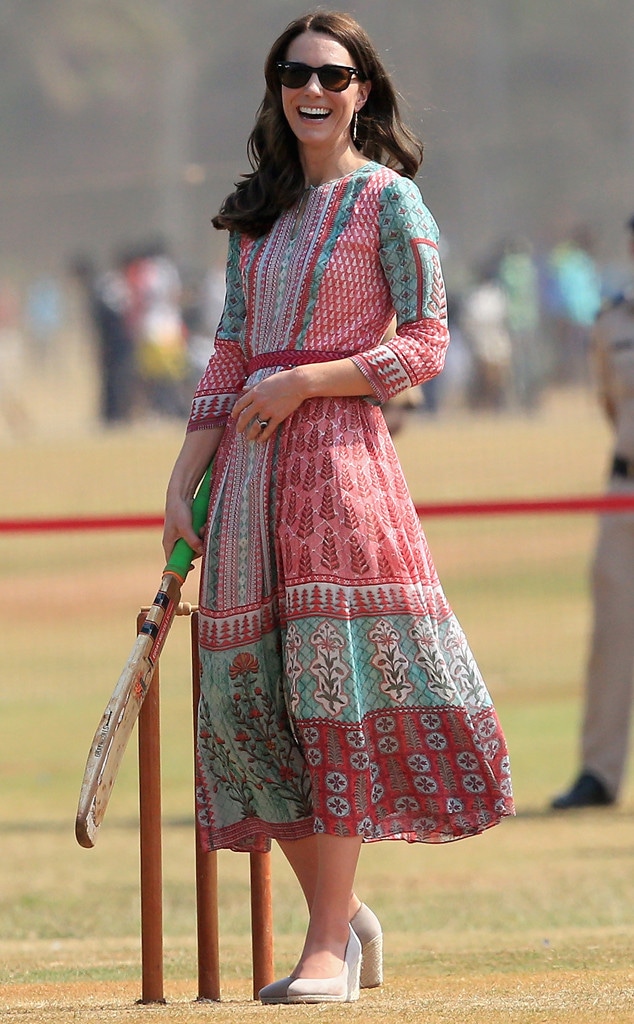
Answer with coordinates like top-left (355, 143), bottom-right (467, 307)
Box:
top-left (188, 161), bottom-right (514, 852)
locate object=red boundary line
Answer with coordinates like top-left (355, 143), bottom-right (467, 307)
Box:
top-left (1, 495), bottom-right (634, 534)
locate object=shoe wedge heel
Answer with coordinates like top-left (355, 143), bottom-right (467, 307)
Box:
top-left (350, 903), bottom-right (383, 988)
top-left (359, 931), bottom-right (383, 988)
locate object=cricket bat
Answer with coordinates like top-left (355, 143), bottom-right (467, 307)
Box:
top-left (75, 465), bottom-right (212, 849)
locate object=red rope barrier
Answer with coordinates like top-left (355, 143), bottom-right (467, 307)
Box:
top-left (0, 514), bottom-right (165, 534)
top-left (1, 494), bottom-right (634, 534)
top-left (413, 493), bottom-right (634, 518)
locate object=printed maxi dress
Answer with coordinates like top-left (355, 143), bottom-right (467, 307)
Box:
top-left (188, 161), bottom-right (514, 853)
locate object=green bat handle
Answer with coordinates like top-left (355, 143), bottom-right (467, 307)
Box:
top-left (163, 463), bottom-right (213, 581)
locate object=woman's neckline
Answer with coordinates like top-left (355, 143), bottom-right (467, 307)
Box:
top-left (304, 160), bottom-right (374, 190)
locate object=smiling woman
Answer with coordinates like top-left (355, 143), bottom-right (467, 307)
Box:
top-left (275, 31), bottom-right (371, 186)
top-left (161, 8), bottom-right (514, 1008)
top-left (211, 9), bottom-right (423, 238)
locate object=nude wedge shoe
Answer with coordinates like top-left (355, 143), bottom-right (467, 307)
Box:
top-left (286, 926), bottom-right (362, 1003)
top-left (258, 904), bottom-right (383, 1004)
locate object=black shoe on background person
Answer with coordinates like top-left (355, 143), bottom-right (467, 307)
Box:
top-left (551, 771), bottom-right (614, 810)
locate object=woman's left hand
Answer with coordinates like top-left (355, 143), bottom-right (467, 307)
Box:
top-left (231, 368), bottom-right (306, 441)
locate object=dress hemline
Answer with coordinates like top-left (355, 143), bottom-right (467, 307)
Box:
top-left (197, 801), bottom-right (516, 854)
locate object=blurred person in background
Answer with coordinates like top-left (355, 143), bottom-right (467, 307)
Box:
top-left (497, 236), bottom-right (545, 411)
top-left (69, 252), bottom-right (136, 425)
top-left (544, 225), bottom-right (602, 386)
top-left (127, 236), bottom-right (190, 419)
top-left (24, 274), bottom-right (64, 366)
top-left (552, 214), bottom-right (634, 809)
top-left (162, 9), bottom-right (513, 1005)
top-left (461, 259), bottom-right (513, 411)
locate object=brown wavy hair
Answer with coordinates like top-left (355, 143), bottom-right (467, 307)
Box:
top-left (212, 10), bottom-right (424, 237)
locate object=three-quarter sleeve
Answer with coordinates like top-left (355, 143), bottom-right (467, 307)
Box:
top-left (350, 175), bottom-right (450, 404)
top-left (188, 231), bottom-right (248, 431)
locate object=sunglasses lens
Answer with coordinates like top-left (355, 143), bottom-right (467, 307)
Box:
top-left (319, 67), bottom-right (352, 91)
top-left (278, 64), bottom-right (310, 89)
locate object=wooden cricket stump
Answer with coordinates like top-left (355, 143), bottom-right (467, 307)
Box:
top-left (136, 605), bottom-right (275, 1004)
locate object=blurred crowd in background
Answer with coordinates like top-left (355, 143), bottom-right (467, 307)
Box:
top-left (68, 238), bottom-right (225, 425)
top-left (0, 221), bottom-right (629, 439)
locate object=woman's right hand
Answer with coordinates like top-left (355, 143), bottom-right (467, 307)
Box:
top-left (162, 493), bottom-right (205, 562)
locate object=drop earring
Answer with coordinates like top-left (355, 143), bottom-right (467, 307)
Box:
top-left (352, 111), bottom-right (358, 144)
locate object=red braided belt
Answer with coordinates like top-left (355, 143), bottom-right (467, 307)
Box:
top-left (246, 350), bottom-right (353, 374)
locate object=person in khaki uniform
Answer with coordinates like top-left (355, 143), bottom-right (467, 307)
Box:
top-left (553, 215), bottom-right (634, 808)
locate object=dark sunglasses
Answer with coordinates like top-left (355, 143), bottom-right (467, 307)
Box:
top-left (276, 61), bottom-right (362, 93)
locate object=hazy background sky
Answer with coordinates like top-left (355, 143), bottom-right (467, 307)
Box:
top-left (2, 0), bottom-right (633, 287)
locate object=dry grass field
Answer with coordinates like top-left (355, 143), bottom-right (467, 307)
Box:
top-left (1, 373), bottom-right (633, 1023)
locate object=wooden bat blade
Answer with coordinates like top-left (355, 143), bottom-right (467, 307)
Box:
top-left (75, 635), bottom-right (156, 847)
top-left (75, 574), bottom-right (181, 848)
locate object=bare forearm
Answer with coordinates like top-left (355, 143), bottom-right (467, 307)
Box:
top-left (163, 427), bottom-right (223, 558)
top-left (293, 359), bottom-right (374, 399)
top-left (166, 428), bottom-right (224, 503)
